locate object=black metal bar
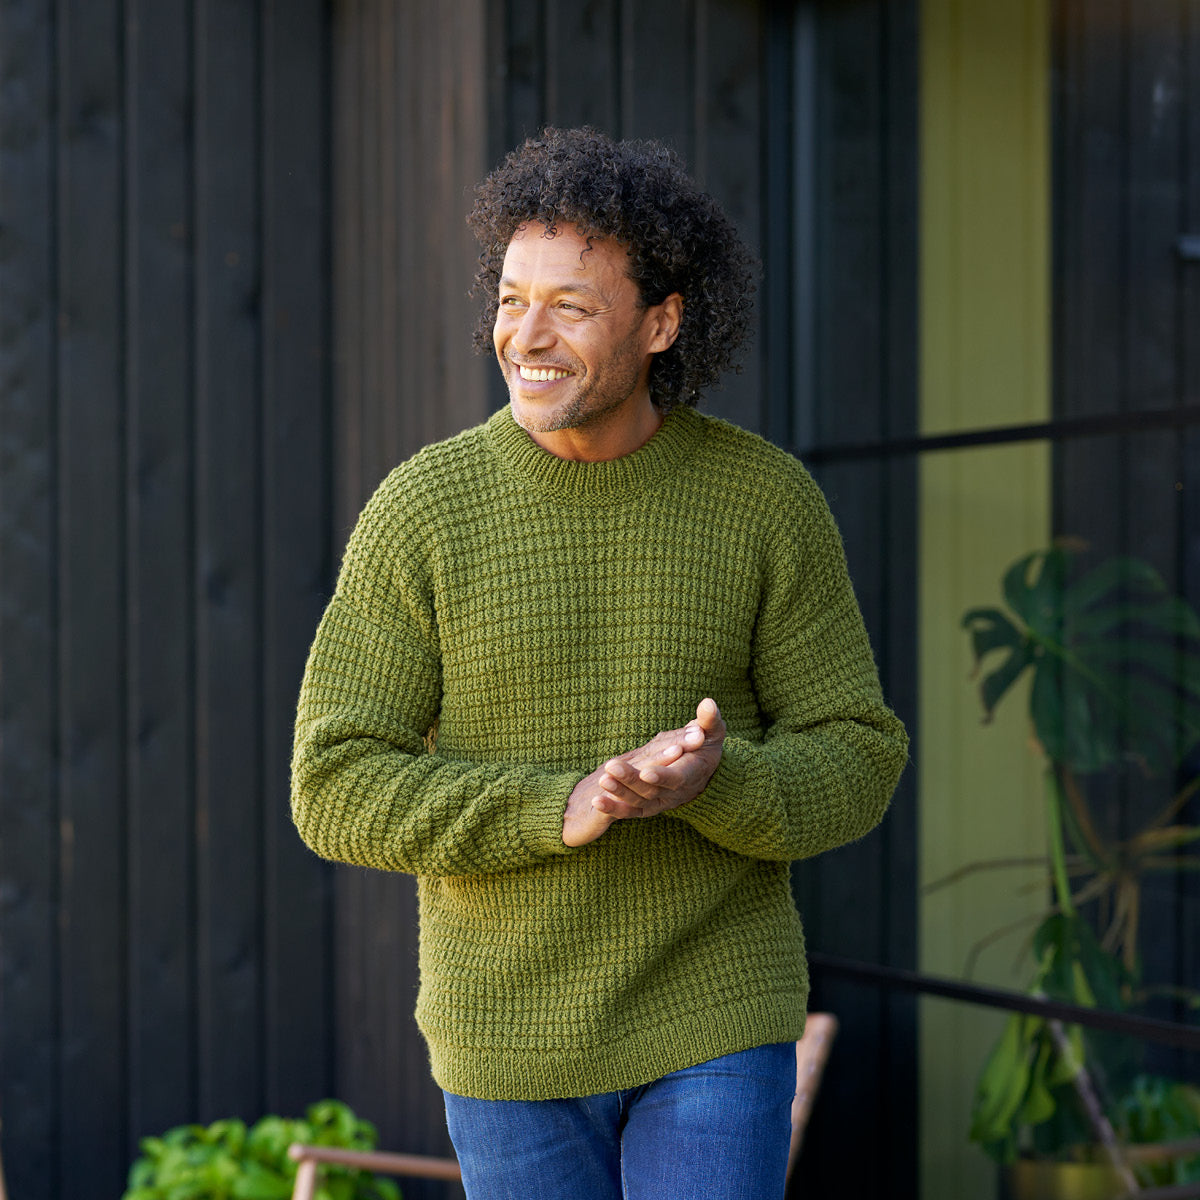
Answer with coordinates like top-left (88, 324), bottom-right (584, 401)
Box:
top-left (794, 402), bottom-right (1200, 465)
top-left (807, 953), bottom-right (1200, 1052)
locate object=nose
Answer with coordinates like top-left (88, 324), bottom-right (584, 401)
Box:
top-left (507, 302), bottom-right (555, 356)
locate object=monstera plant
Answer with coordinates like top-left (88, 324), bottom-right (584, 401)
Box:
top-left (949, 546), bottom-right (1200, 1187)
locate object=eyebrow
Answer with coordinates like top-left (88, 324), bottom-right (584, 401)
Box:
top-left (498, 276), bottom-right (607, 302)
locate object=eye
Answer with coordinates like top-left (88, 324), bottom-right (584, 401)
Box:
top-left (499, 295), bottom-right (526, 310)
top-left (557, 301), bottom-right (588, 316)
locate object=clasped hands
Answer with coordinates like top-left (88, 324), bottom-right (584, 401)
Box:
top-left (562, 698), bottom-right (726, 848)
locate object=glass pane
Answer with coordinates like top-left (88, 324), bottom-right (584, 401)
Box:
top-left (918, 441), bottom-right (1052, 996)
top-left (913, 429), bottom-right (1200, 1196)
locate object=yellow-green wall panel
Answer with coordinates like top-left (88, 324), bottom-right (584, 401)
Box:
top-left (918, 1), bottom-right (1052, 1197)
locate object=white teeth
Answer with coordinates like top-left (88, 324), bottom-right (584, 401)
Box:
top-left (518, 365), bottom-right (570, 382)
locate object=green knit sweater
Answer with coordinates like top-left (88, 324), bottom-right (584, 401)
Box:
top-left (291, 404), bottom-right (907, 1100)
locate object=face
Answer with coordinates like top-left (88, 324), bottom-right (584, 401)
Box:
top-left (493, 222), bottom-right (681, 460)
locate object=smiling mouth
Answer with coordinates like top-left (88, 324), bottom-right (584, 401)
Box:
top-left (517, 364), bottom-right (573, 382)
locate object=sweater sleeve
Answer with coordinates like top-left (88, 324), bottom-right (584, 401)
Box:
top-left (290, 475), bottom-right (581, 877)
top-left (668, 467), bottom-right (908, 861)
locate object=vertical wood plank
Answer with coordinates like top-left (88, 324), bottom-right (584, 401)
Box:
top-left (544, 0), bottom-right (619, 132)
top-left (331, 0), bottom-right (394, 1159)
top-left (394, 2), bottom-right (418, 462)
top-left (333, 0), bottom-right (365, 534)
top-left (1051, 1), bottom-right (1125, 701)
top-left (762, 0), bottom-right (796, 449)
top-left (1054, 0), bottom-right (1125, 424)
top-left (56, 0), bottom-right (129, 1192)
top-left (432, 0), bottom-right (489, 453)
top-left (816, 0), bottom-right (885, 446)
top-left (790, 0), bottom-right (819, 451)
top-left (331, 5), bottom-right (486, 1193)
top-left (877, 12), bottom-right (920, 1180)
top-left (125, 0), bottom-right (200, 1145)
top-left (1119, 11), bottom-right (1184, 955)
top-left (622, 0), bottom-right (696, 151)
top-left (261, 0), bottom-right (335, 1114)
top-left (496, 0), bottom-right (546, 152)
top-left (0, 0), bottom-right (60, 1192)
top-left (193, 0), bottom-right (265, 1120)
top-left (371, 0), bottom-right (398, 478)
top-left (794, 3), bottom-right (919, 1194)
top-left (695, 0), bottom-right (764, 430)
top-left (1124, 0), bottom-right (1183, 417)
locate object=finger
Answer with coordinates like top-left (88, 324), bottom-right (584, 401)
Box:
top-left (696, 697), bottom-right (724, 733)
top-left (603, 759), bottom-right (654, 788)
top-left (618, 740), bottom-right (684, 772)
top-left (598, 771), bottom-right (659, 806)
top-left (593, 792), bottom-right (650, 819)
top-left (635, 758), bottom-right (698, 791)
top-left (636, 758), bottom-right (691, 786)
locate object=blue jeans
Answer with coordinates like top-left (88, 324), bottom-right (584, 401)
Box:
top-left (443, 1042), bottom-right (796, 1200)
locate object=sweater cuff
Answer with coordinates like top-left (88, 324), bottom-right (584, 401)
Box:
top-left (670, 736), bottom-right (751, 833)
top-left (518, 770), bottom-right (586, 857)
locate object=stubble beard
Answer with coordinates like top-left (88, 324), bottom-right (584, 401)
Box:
top-left (507, 344), bottom-right (644, 436)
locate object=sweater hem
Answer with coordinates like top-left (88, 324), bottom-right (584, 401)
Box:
top-left (424, 988), bottom-right (808, 1101)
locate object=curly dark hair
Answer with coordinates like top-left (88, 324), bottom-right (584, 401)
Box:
top-left (467, 127), bottom-right (757, 410)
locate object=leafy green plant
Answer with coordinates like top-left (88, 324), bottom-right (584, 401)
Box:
top-left (946, 546), bottom-right (1200, 1170)
top-left (123, 1099), bottom-right (401, 1200)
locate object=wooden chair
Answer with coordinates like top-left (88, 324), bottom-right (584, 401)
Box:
top-left (786, 1012), bottom-right (838, 1179)
top-left (288, 1012), bottom-right (839, 1200)
top-left (288, 1142), bottom-right (462, 1200)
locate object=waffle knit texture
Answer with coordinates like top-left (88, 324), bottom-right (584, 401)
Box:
top-left (291, 404), bottom-right (908, 1100)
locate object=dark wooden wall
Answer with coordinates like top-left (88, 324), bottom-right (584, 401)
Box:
top-left (331, 2), bottom-right (919, 1197)
top-left (1, 2), bottom-right (919, 1198)
top-left (795, 3), bottom-right (920, 1192)
top-left (328, 6), bottom-right (487, 1197)
top-left (0, 2), bottom-right (333, 1197)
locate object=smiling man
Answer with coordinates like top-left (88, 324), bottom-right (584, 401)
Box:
top-left (493, 219), bottom-right (681, 462)
top-left (291, 127), bottom-right (908, 1199)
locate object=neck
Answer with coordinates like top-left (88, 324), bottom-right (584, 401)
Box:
top-left (524, 398), bottom-right (664, 463)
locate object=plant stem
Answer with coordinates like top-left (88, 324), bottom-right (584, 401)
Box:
top-left (1046, 770), bottom-right (1077, 918)
top-left (1057, 765), bottom-right (1109, 867)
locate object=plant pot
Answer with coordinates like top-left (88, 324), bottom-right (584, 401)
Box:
top-left (1007, 1158), bottom-right (1126, 1200)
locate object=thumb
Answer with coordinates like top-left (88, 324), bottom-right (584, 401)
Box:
top-left (696, 697), bottom-right (723, 732)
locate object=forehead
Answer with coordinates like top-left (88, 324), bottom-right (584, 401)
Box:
top-left (500, 222), bottom-right (636, 295)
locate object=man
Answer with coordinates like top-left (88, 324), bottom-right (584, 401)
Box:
top-left (291, 127), bottom-right (907, 1199)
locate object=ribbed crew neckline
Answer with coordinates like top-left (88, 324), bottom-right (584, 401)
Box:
top-left (485, 403), bottom-right (705, 501)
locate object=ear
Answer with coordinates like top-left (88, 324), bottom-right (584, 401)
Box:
top-left (644, 293), bottom-right (684, 354)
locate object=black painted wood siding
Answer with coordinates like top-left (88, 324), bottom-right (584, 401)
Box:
top-left (1, 2), bottom-right (918, 1198)
top-left (0, 2), bottom-right (333, 1197)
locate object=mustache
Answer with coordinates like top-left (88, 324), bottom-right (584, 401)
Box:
top-left (505, 353), bottom-right (577, 370)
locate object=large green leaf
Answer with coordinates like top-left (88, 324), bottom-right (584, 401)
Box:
top-left (963, 549), bottom-right (1200, 773)
top-left (963, 606), bottom-right (1025, 659)
top-left (1062, 556), bottom-right (1168, 610)
top-left (970, 1012), bottom-right (1040, 1157)
top-left (231, 1163), bottom-right (292, 1200)
top-left (1004, 550), bottom-right (1065, 632)
top-left (1017, 1039), bottom-right (1057, 1127)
